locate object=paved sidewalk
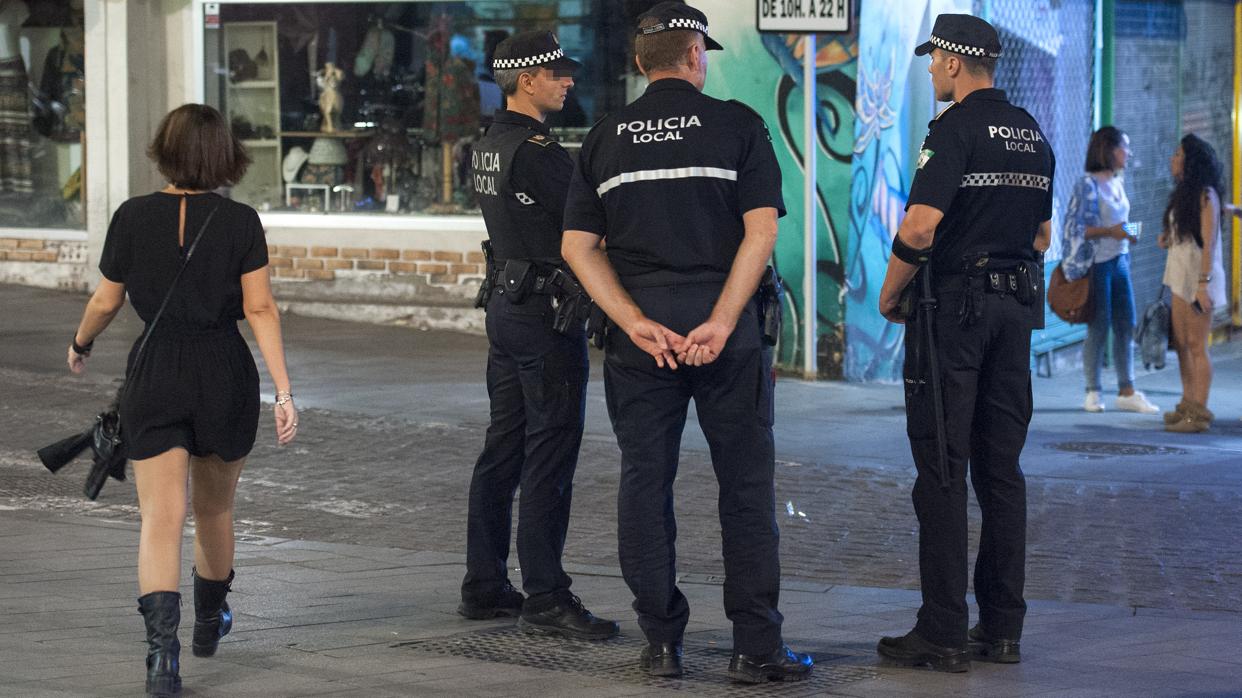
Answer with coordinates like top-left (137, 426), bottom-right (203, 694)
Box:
top-left (3, 283), bottom-right (1242, 696)
top-left (3, 509), bottom-right (1240, 698)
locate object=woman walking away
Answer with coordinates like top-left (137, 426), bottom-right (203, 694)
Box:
top-left (66, 104), bottom-right (297, 696)
top-left (1066, 126), bottom-right (1158, 414)
top-left (1158, 133), bottom-right (1227, 433)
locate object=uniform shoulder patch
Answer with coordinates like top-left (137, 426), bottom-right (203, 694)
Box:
top-left (728, 100), bottom-right (772, 141)
top-left (526, 133), bottom-right (553, 147)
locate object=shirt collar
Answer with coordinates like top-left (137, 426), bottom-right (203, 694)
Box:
top-left (960, 87), bottom-right (1008, 104)
top-left (643, 78), bottom-right (700, 95)
top-left (493, 109), bottom-right (551, 135)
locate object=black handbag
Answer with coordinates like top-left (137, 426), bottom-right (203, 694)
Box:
top-left (38, 203), bottom-right (221, 499)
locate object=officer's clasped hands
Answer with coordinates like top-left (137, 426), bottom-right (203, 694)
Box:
top-left (677, 318), bottom-right (732, 366)
top-left (626, 317), bottom-right (733, 369)
top-left (627, 318), bottom-right (685, 370)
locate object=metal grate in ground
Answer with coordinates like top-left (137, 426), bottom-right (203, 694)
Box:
top-left (0, 470), bottom-right (88, 498)
top-left (1046, 442), bottom-right (1190, 457)
top-left (394, 627), bottom-right (878, 696)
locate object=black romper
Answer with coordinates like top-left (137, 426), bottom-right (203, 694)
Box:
top-left (98, 192), bottom-right (269, 462)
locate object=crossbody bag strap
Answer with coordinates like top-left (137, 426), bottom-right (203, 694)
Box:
top-left (122, 202), bottom-right (223, 385)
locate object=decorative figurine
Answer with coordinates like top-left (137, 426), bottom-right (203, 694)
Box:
top-left (317, 62), bottom-right (344, 133)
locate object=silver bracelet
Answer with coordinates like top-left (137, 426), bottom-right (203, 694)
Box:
top-left (275, 392), bottom-right (293, 406)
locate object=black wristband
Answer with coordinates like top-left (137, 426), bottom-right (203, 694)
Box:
top-left (71, 337), bottom-right (94, 356)
top-left (892, 235), bottom-right (932, 265)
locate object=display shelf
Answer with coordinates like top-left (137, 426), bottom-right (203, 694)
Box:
top-left (223, 20), bottom-right (281, 210)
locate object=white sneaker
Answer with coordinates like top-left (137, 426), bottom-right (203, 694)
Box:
top-left (1115, 391), bottom-right (1159, 414)
top-left (1084, 391), bottom-right (1105, 412)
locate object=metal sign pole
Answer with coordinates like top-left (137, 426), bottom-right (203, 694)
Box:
top-left (802, 34), bottom-right (818, 379)
top-left (757, 0), bottom-right (850, 378)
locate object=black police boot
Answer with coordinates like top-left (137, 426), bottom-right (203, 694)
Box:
top-left (727, 645), bottom-right (814, 683)
top-left (640, 641), bottom-right (684, 677)
top-left (876, 630), bottom-right (970, 673)
top-left (137, 591), bottom-right (182, 697)
top-left (517, 591), bottom-right (620, 640)
top-left (191, 568), bottom-right (234, 657)
top-left (458, 581), bottom-right (525, 620)
top-left (969, 624), bottom-right (1021, 664)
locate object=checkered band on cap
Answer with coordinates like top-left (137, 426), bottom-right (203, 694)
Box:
top-left (667, 18), bottom-right (709, 35)
top-left (493, 48), bottom-right (566, 70)
top-left (930, 34), bottom-right (1000, 58)
top-left (961, 172), bottom-right (1051, 191)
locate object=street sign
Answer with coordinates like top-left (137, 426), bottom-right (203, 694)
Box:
top-left (757, 0), bottom-right (851, 33)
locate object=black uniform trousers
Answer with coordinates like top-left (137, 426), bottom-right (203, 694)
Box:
top-left (604, 282), bottom-right (783, 656)
top-left (903, 286), bottom-right (1031, 648)
top-left (462, 291), bottom-right (588, 602)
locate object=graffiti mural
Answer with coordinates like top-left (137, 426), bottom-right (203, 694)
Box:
top-left (845, 0), bottom-right (970, 381)
top-left (699, 1), bottom-right (857, 377)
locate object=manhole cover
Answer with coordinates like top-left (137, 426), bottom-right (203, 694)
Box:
top-left (0, 470), bottom-right (86, 498)
top-left (1046, 441), bottom-right (1189, 457)
top-left (395, 628), bottom-right (877, 696)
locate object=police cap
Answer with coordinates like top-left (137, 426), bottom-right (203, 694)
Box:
top-left (636, 1), bottom-right (723, 51)
top-left (492, 31), bottom-right (581, 73)
top-left (914, 14), bottom-right (1002, 59)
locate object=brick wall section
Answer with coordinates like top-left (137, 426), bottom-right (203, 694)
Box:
top-left (266, 244), bottom-right (487, 285)
top-left (4, 238), bottom-right (489, 285)
top-left (0, 237), bottom-right (83, 264)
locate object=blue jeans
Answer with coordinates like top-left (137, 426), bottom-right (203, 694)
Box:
top-left (1083, 254), bottom-right (1137, 393)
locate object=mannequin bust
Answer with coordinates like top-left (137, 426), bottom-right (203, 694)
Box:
top-left (317, 62), bottom-right (344, 132)
top-left (0, 0), bottom-right (30, 61)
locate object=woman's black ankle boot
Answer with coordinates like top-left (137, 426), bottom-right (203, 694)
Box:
top-left (192, 567), bottom-right (234, 657)
top-left (137, 591), bottom-right (182, 697)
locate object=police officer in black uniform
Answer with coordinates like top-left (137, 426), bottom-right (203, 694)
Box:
top-left (561, 2), bottom-right (812, 683)
top-left (876, 14), bottom-right (1054, 672)
top-left (460, 31), bottom-right (618, 642)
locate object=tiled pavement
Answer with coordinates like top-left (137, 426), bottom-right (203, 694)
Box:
top-left (3, 283), bottom-right (1242, 696)
top-left (3, 511), bottom-right (1240, 697)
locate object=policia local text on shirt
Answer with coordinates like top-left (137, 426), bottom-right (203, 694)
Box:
top-left (876, 14), bottom-right (1054, 673)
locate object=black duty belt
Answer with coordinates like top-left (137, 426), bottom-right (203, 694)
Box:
top-left (983, 270), bottom-right (1023, 296)
top-left (488, 258), bottom-right (566, 305)
top-left (936, 267), bottom-right (1028, 296)
top-left (489, 260), bottom-right (560, 295)
top-left (487, 267), bottom-right (558, 294)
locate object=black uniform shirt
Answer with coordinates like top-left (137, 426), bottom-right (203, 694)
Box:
top-left (563, 79), bottom-right (785, 281)
top-left (907, 88), bottom-right (1055, 274)
top-left (501, 110), bottom-right (575, 230)
top-left (474, 109), bottom-right (575, 260)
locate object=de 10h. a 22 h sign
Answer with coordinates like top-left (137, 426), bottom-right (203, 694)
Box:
top-left (757, 0), bottom-right (851, 33)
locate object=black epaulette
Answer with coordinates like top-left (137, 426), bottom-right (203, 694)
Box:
top-left (729, 99), bottom-right (772, 141)
top-left (526, 133), bottom-right (554, 147)
top-left (932, 102), bottom-right (959, 121)
top-left (1013, 105), bottom-right (1038, 123)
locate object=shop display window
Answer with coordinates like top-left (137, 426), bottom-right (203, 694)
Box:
top-left (0, 0), bottom-right (85, 229)
top-left (204, 1), bottom-right (639, 216)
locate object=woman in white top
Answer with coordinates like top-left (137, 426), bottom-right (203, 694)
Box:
top-left (1067, 127), bottom-right (1158, 413)
top-left (1158, 133), bottom-right (1227, 432)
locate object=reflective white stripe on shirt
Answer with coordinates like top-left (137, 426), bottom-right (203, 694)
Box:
top-left (595, 167), bottom-right (738, 196)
